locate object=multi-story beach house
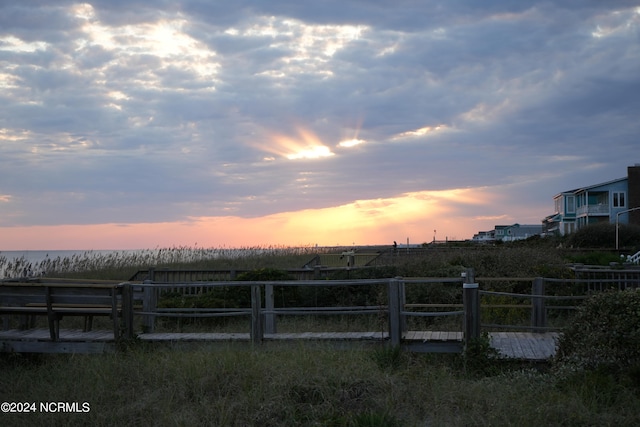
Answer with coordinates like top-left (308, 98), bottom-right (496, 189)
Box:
top-left (472, 224), bottom-right (543, 242)
top-left (543, 165), bottom-right (640, 235)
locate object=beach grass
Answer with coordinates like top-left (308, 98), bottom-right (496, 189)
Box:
top-left (2, 342), bottom-right (639, 426)
top-left (2, 241), bottom-right (640, 425)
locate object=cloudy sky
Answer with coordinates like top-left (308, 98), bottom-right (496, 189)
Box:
top-left (1, 1), bottom-right (639, 250)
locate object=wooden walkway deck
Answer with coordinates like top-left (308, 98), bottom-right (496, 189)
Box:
top-left (0, 329), bottom-right (560, 360)
top-left (489, 331), bottom-right (559, 361)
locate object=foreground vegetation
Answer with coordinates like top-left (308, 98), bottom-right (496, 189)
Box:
top-left (2, 224), bottom-right (640, 425)
top-left (1, 340), bottom-right (639, 426)
top-left (0, 246), bottom-right (325, 280)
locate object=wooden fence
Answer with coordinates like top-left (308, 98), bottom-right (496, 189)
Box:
top-left (129, 266), bottom-right (379, 287)
top-left (135, 275), bottom-right (469, 346)
top-left (4, 266), bottom-right (639, 353)
top-left (135, 267), bottom-right (640, 345)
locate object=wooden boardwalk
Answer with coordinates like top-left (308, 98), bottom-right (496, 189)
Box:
top-left (0, 329), bottom-right (116, 353)
top-left (489, 331), bottom-right (559, 361)
top-left (0, 329), bottom-right (559, 360)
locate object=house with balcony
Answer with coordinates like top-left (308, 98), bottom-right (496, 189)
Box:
top-left (472, 224), bottom-right (542, 242)
top-left (543, 165), bottom-right (640, 235)
top-left (499, 224), bottom-right (543, 241)
top-left (471, 230), bottom-right (495, 242)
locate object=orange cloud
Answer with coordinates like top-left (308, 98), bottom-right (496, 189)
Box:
top-left (255, 126), bottom-right (334, 160)
top-left (0, 188), bottom-right (496, 250)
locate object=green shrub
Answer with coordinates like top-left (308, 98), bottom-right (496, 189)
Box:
top-left (565, 222), bottom-right (616, 248)
top-left (481, 294), bottom-right (529, 327)
top-left (566, 251), bottom-right (623, 266)
top-left (235, 268), bottom-right (294, 281)
top-left (462, 332), bottom-right (501, 376)
top-left (370, 345), bottom-right (405, 371)
top-left (554, 289), bottom-right (640, 376)
top-left (565, 222), bottom-right (640, 249)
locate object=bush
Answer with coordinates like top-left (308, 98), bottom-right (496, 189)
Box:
top-left (565, 222), bottom-right (640, 249)
top-left (235, 268), bottom-right (294, 281)
top-left (565, 222), bottom-right (616, 248)
top-left (566, 251), bottom-right (626, 266)
top-left (461, 332), bottom-right (501, 376)
top-left (554, 289), bottom-right (640, 376)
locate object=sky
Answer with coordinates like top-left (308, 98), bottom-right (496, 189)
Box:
top-left (1, 1), bottom-right (639, 250)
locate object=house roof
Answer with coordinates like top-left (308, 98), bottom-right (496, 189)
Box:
top-left (543, 213), bottom-right (561, 223)
top-left (554, 176), bottom-right (627, 198)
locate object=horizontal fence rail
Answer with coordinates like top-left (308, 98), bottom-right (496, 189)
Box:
top-left (133, 277), bottom-right (469, 346)
top-left (3, 265), bottom-right (639, 353)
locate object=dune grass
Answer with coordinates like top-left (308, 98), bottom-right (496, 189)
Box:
top-left (2, 243), bottom-right (640, 425)
top-left (0, 246), bottom-right (327, 280)
top-left (1, 342), bottom-right (639, 426)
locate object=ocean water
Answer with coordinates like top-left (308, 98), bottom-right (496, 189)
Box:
top-left (0, 246), bottom-right (337, 279)
top-left (0, 250), bottom-right (128, 278)
top-left (0, 247), bottom-right (307, 279)
top-left (1, 250), bottom-right (118, 264)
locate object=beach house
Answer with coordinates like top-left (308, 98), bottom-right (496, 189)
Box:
top-left (543, 165), bottom-right (640, 235)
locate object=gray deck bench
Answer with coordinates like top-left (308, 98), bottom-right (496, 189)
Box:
top-left (0, 282), bottom-right (134, 340)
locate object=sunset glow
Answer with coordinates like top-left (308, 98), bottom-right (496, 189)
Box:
top-left (338, 139), bottom-right (365, 148)
top-left (259, 127), bottom-right (335, 160)
top-left (0, 188), bottom-right (496, 250)
top-left (1, 2), bottom-right (636, 252)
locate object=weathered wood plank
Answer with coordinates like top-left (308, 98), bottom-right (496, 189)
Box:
top-left (487, 332), bottom-right (558, 360)
top-left (0, 340), bottom-right (114, 353)
top-left (0, 327), bottom-right (559, 359)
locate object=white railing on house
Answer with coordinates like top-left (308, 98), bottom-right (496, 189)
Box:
top-left (576, 204), bottom-right (610, 215)
top-left (627, 251), bottom-right (640, 264)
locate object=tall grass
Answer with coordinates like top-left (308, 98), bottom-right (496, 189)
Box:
top-left (2, 243), bottom-right (640, 425)
top-left (1, 343), bottom-right (639, 426)
top-left (0, 245), bottom-right (328, 280)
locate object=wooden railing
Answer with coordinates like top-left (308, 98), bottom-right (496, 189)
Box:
top-left (5, 268), bottom-right (639, 352)
top-left (477, 272), bottom-right (640, 332)
top-left (134, 268), bottom-right (640, 346)
top-left (135, 276), bottom-right (466, 346)
top-left (129, 266), bottom-right (378, 285)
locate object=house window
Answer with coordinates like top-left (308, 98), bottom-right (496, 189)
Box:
top-left (567, 196), bottom-right (575, 213)
top-left (613, 192), bottom-right (626, 208)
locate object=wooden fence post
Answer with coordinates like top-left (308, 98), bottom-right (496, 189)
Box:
top-left (121, 283), bottom-right (134, 339)
top-left (531, 277), bottom-right (546, 333)
top-left (399, 278), bottom-right (407, 335)
top-left (388, 277), bottom-right (403, 347)
top-left (463, 268), bottom-right (480, 345)
top-left (142, 280), bottom-right (157, 333)
top-left (264, 284), bottom-right (276, 334)
top-left (251, 285), bottom-right (263, 345)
